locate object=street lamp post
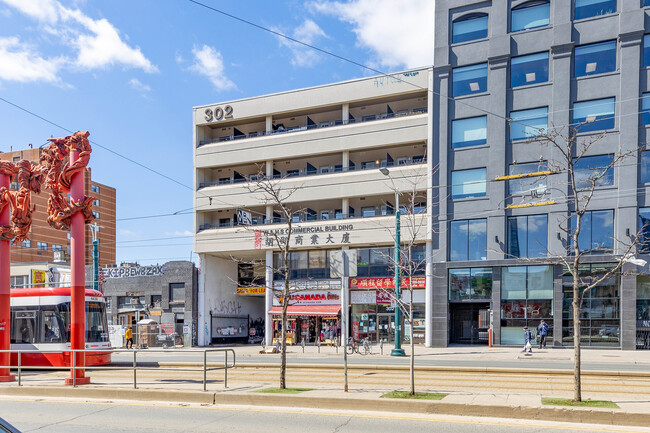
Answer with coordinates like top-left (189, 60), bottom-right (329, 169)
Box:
top-left (380, 167), bottom-right (405, 356)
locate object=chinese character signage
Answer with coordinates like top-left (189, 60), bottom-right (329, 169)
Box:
top-left (260, 224), bottom-right (353, 248)
top-left (349, 276), bottom-right (426, 289)
top-left (31, 270), bottom-right (47, 288)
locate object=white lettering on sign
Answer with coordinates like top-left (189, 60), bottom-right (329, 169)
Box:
top-left (100, 265), bottom-right (166, 279)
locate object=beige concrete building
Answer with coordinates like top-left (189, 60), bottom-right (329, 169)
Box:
top-left (193, 69), bottom-right (434, 346)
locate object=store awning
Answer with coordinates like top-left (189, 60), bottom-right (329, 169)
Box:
top-left (269, 305), bottom-right (341, 317)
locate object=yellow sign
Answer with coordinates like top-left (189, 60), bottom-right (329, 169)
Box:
top-left (237, 286), bottom-right (266, 296)
top-left (32, 270), bottom-right (47, 288)
top-left (149, 310), bottom-right (162, 316)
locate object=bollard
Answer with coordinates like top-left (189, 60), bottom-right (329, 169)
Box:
top-left (302, 339), bottom-right (305, 353)
top-left (380, 340), bottom-right (384, 355)
top-left (133, 350), bottom-right (137, 389)
top-left (317, 338), bottom-right (321, 353)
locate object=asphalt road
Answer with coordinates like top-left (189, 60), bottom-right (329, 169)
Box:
top-left (3, 398), bottom-right (649, 433)
top-left (110, 350), bottom-right (650, 373)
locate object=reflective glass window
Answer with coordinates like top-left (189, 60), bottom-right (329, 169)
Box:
top-left (452, 116), bottom-right (487, 148)
top-left (645, 35), bottom-right (650, 68)
top-left (507, 214), bottom-right (548, 258)
top-left (573, 98), bottom-right (615, 132)
top-left (449, 268), bottom-right (492, 301)
top-left (574, 154), bottom-right (614, 189)
top-left (511, 52), bottom-right (548, 87)
top-left (453, 14), bottom-right (488, 43)
top-left (569, 210), bottom-right (614, 253)
top-left (574, 40), bottom-right (616, 77)
top-left (510, 107), bottom-right (548, 141)
top-left (642, 93), bottom-right (650, 125)
top-left (508, 161), bottom-right (548, 195)
top-left (453, 63), bottom-right (487, 97)
top-left (639, 208), bottom-right (650, 253)
top-left (574, 0), bottom-right (616, 20)
top-left (450, 219), bottom-right (487, 261)
top-left (451, 168), bottom-right (486, 199)
top-left (642, 152), bottom-right (650, 184)
top-left (511, 1), bottom-right (550, 32)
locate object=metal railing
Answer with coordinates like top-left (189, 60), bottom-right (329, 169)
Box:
top-left (0, 348), bottom-right (236, 391)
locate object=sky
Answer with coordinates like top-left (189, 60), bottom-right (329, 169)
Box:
top-left (0, 0), bottom-right (434, 266)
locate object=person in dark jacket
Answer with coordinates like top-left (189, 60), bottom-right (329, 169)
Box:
top-left (522, 326), bottom-right (533, 353)
top-left (537, 320), bottom-right (549, 349)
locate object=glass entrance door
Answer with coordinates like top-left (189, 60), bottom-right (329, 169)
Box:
top-left (377, 314), bottom-right (394, 343)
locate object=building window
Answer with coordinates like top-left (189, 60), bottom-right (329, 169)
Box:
top-left (10, 275), bottom-right (28, 289)
top-left (355, 247), bottom-right (394, 277)
top-left (451, 168), bottom-right (486, 199)
top-left (91, 185), bottom-right (100, 193)
top-left (452, 13), bottom-right (488, 44)
top-left (93, 199), bottom-right (100, 206)
top-left (92, 211), bottom-right (100, 219)
top-left (501, 265), bottom-right (553, 344)
top-left (509, 107), bottom-right (548, 141)
top-left (642, 152), bottom-right (650, 184)
top-left (574, 0), bottom-right (616, 20)
top-left (37, 242), bottom-right (48, 251)
top-left (511, 1), bottom-right (550, 32)
top-left (574, 40), bottom-right (616, 77)
top-left (639, 208), bottom-right (650, 253)
top-left (569, 210), bottom-right (614, 253)
top-left (574, 154), bottom-right (614, 189)
top-left (510, 52), bottom-right (548, 87)
top-left (449, 268), bottom-right (492, 301)
top-left (169, 283), bottom-right (185, 303)
top-left (453, 63), bottom-right (487, 97)
top-left (21, 240), bottom-right (31, 248)
top-left (508, 161), bottom-right (548, 195)
top-left (641, 93), bottom-right (650, 125)
top-left (52, 244), bottom-right (62, 252)
top-left (450, 219), bottom-right (487, 261)
top-left (562, 264), bottom-right (619, 347)
top-left (452, 116), bottom-right (487, 148)
top-left (637, 276), bottom-right (650, 323)
top-left (507, 215), bottom-right (548, 258)
top-left (572, 98), bottom-right (615, 132)
top-left (645, 35), bottom-right (650, 67)
top-left (361, 207), bottom-right (376, 217)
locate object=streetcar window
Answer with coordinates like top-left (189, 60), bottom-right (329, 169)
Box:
top-left (40, 309), bottom-right (64, 343)
top-left (57, 302), bottom-right (71, 343)
top-left (86, 302), bottom-right (109, 343)
top-left (11, 310), bottom-right (36, 344)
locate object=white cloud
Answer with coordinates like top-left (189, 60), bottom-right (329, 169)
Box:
top-left (0, 37), bottom-right (63, 83)
top-left (0, 0), bottom-right (59, 22)
top-left (276, 19), bottom-right (328, 67)
top-left (164, 230), bottom-right (193, 237)
top-left (189, 45), bottom-right (235, 92)
top-left (310, 0), bottom-right (434, 69)
top-left (0, 0), bottom-right (157, 83)
top-left (129, 78), bottom-right (150, 93)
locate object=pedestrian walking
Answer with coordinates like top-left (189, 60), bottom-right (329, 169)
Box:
top-left (522, 326), bottom-right (532, 353)
top-left (125, 327), bottom-right (134, 349)
top-left (537, 319), bottom-right (549, 349)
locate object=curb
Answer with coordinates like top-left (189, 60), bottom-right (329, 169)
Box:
top-left (2, 386), bottom-right (649, 427)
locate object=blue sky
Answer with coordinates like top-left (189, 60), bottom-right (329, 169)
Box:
top-left (0, 0), bottom-right (434, 266)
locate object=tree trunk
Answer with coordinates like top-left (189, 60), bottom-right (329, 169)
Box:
top-left (280, 276), bottom-right (289, 390)
top-left (409, 299), bottom-right (415, 395)
top-left (572, 276), bottom-right (581, 402)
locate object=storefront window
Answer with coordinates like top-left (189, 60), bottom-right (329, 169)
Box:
top-left (449, 268), bottom-right (492, 301)
top-left (638, 276), bottom-right (650, 321)
top-left (562, 264), bottom-right (620, 347)
top-left (501, 265), bottom-right (553, 344)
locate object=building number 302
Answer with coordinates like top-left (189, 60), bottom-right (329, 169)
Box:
top-left (204, 105), bottom-right (234, 122)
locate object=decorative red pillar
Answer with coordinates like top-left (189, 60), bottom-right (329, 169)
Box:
top-left (0, 171), bottom-right (14, 382)
top-left (65, 150), bottom-right (90, 385)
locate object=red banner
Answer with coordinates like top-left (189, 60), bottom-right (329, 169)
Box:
top-left (349, 276), bottom-right (425, 289)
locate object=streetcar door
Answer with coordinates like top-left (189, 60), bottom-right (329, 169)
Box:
top-left (11, 310), bottom-right (37, 344)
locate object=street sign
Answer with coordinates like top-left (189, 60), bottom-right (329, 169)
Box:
top-left (237, 209), bottom-right (252, 225)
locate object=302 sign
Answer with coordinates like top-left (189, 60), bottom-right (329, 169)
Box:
top-left (204, 105), bottom-right (234, 122)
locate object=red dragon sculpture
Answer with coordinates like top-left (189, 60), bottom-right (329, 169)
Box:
top-left (0, 161), bottom-right (18, 241)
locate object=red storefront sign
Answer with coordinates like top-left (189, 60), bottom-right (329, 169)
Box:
top-left (349, 276), bottom-right (425, 289)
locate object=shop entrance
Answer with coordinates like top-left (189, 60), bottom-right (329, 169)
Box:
top-left (377, 314), bottom-right (395, 343)
top-left (449, 303), bottom-right (490, 344)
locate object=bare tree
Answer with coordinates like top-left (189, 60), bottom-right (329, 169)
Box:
top-left (378, 165), bottom-right (429, 396)
top-left (512, 121), bottom-right (644, 401)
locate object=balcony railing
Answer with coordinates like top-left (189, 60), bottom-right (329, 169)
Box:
top-left (197, 107), bottom-right (428, 147)
top-left (198, 157), bottom-right (427, 189)
top-left (198, 206), bottom-right (426, 232)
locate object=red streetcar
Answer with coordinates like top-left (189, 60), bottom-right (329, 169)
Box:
top-left (9, 287), bottom-right (111, 367)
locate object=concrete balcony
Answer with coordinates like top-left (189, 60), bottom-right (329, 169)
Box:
top-left (195, 163), bottom-right (428, 211)
top-left (194, 114), bottom-right (428, 169)
top-left (194, 213), bottom-right (429, 254)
